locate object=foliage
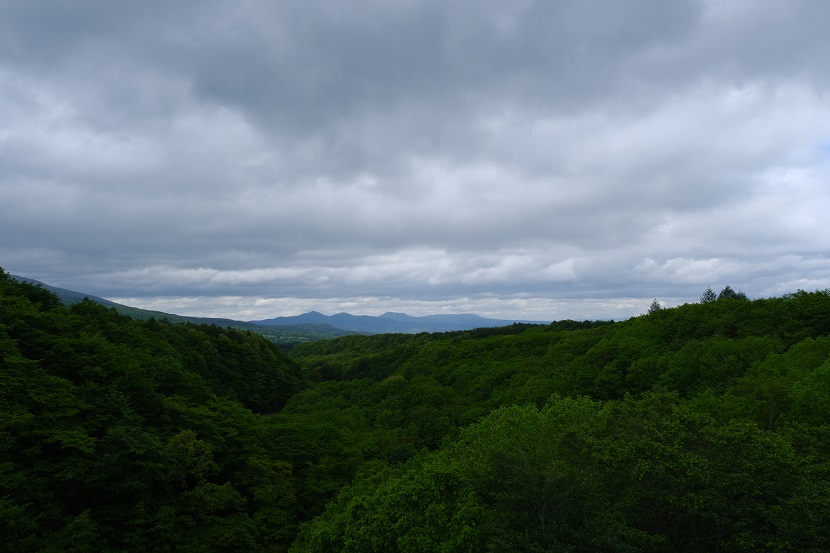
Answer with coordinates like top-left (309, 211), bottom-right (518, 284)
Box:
top-left (288, 288), bottom-right (830, 551)
top-left (648, 298), bottom-right (662, 314)
top-left (289, 456), bottom-right (483, 553)
top-left (717, 285), bottom-right (748, 301)
top-left (4, 265), bottom-right (830, 551)
top-left (700, 286), bottom-right (717, 303)
top-left (0, 268), bottom-right (303, 551)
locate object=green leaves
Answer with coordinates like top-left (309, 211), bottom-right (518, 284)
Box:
top-left (5, 264), bottom-right (830, 552)
top-left (294, 388), bottom-right (830, 552)
top-left (0, 270), bottom-right (306, 552)
top-left (700, 287), bottom-right (717, 303)
top-left (291, 456), bottom-right (484, 553)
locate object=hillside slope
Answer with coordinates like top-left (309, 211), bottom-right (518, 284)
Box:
top-left (4, 266), bottom-right (830, 551)
top-left (287, 290), bottom-right (830, 552)
top-left (1, 268), bottom-right (306, 551)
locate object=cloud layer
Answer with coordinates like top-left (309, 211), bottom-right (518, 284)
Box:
top-left (2, 0), bottom-right (829, 319)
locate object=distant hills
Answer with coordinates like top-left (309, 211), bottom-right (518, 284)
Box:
top-left (12, 274), bottom-right (261, 328)
top-left (10, 275), bottom-right (356, 345)
top-left (11, 274), bottom-right (548, 342)
top-left (12, 275), bottom-right (124, 308)
top-left (252, 310), bottom-right (548, 334)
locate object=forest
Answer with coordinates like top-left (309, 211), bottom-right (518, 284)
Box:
top-left (2, 266), bottom-right (830, 552)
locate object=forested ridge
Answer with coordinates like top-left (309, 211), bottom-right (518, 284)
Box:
top-left (3, 267), bottom-right (830, 551)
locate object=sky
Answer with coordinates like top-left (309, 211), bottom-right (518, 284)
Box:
top-left (2, 0), bottom-right (829, 321)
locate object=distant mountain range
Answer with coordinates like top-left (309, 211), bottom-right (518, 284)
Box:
top-left (11, 274), bottom-right (549, 339)
top-left (251, 310), bottom-right (548, 334)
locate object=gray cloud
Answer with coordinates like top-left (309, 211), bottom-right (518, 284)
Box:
top-left (2, 0), bottom-right (830, 319)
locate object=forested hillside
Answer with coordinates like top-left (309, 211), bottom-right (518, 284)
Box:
top-left (3, 266), bottom-right (830, 551)
top-left (0, 269), bottom-right (305, 551)
top-left (284, 289), bottom-right (830, 552)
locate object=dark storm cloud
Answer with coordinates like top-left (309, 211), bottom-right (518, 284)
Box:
top-left (2, 0), bottom-right (829, 319)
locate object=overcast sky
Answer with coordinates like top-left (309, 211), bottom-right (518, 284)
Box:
top-left (2, 0), bottom-right (829, 321)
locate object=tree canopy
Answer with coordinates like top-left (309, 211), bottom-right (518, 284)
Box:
top-left (3, 266), bottom-right (830, 551)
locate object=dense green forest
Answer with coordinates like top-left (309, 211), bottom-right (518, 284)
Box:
top-left (2, 267), bottom-right (830, 551)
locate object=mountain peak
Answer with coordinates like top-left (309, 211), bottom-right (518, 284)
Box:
top-left (380, 311), bottom-right (412, 320)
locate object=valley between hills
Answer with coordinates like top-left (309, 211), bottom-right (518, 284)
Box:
top-left (3, 267), bottom-right (830, 551)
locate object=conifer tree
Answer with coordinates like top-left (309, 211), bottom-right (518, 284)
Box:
top-left (648, 299), bottom-right (662, 314)
top-left (701, 287), bottom-right (717, 303)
